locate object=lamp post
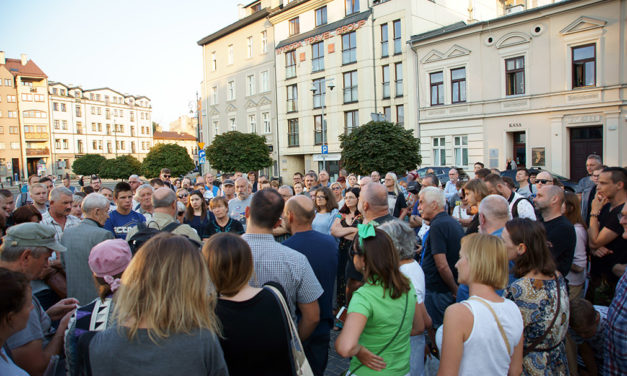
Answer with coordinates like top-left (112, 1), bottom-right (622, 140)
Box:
top-left (310, 79), bottom-right (334, 172)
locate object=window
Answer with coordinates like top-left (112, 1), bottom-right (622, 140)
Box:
top-left (289, 17), bottom-right (300, 36)
top-left (346, 0), bottom-right (359, 15)
top-left (393, 20), bottom-right (402, 54)
top-left (315, 6), bottom-right (327, 26)
top-left (247, 36), bottom-right (253, 58)
top-left (312, 78), bottom-right (325, 108)
top-left (505, 56), bottom-right (525, 95)
top-left (76, 105), bottom-right (81, 117)
top-left (8, 111), bottom-right (16, 118)
top-left (227, 81), bottom-right (235, 100)
top-left (11, 142), bottom-right (19, 149)
top-left (312, 42), bottom-right (324, 72)
top-left (247, 75), bottom-right (255, 96)
top-left (314, 115), bottom-right (326, 145)
top-left (430, 71), bottom-right (444, 105)
top-left (288, 119), bottom-right (299, 146)
top-left (23, 110), bottom-right (46, 118)
top-left (0, 143), bottom-right (4, 149)
top-left (286, 51), bottom-right (296, 78)
top-left (7, 95), bottom-right (15, 103)
top-left (345, 110), bottom-right (359, 134)
top-left (260, 71), bottom-right (269, 92)
top-left (21, 93), bottom-right (32, 101)
top-left (5, 79), bottom-right (12, 86)
top-left (394, 62), bottom-right (403, 97)
top-left (213, 121), bottom-right (219, 135)
top-left (451, 67), bottom-right (466, 103)
top-left (262, 112), bottom-right (270, 133)
top-left (343, 71), bottom-right (358, 103)
top-left (396, 105), bottom-right (404, 124)
top-left (54, 120), bottom-right (60, 129)
top-left (342, 32), bottom-right (357, 64)
top-left (381, 24), bottom-right (389, 58)
top-left (9, 127), bottom-right (18, 134)
top-left (382, 65), bottom-right (390, 99)
top-left (287, 84), bottom-right (298, 112)
top-left (228, 45), bottom-right (234, 65)
top-left (572, 44), bottom-right (595, 88)
top-left (211, 52), bottom-right (217, 71)
top-left (211, 86), bottom-right (218, 104)
top-left (383, 107), bottom-right (391, 122)
top-left (62, 120), bottom-right (68, 130)
top-left (53, 102), bottom-right (59, 111)
top-left (454, 136), bottom-right (468, 166)
top-left (433, 137), bottom-right (446, 165)
top-left (35, 94), bottom-right (44, 102)
top-left (261, 31), bottom-right (268, 53)
top-left (248, 114), bottom-right (256, 133)
top-left (55, 139), bottom-right (61, 149)
top-left (230, 118), bottom-right (236, 131)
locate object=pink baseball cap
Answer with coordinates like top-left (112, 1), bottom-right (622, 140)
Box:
top-left (88, 239), bottom-right (132, 277)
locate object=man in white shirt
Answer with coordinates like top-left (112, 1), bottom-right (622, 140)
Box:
top-left (484, 173), bottom-right (536, 220)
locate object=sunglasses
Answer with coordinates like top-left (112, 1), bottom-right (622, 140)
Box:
top-left (536, 179), bottom-right (550, 184)
top-left (163, 175), bottom-right (171, 178)
top-left (332, 187), bottom-right (341, 191)
top-left (178, 194), bottom-right (188, 198)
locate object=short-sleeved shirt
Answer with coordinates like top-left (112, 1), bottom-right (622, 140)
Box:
top-left (591, 203), bottom-right (627, 280)
top-left (542, 215), bottom-right (576, 277)
top-left (399, 261), bottom-right (426, 304)
top-left (422, 211), bottom-right (465, 293)
top-left (205, 217), bottom-right (245, 238)
top-left (40, 211), bottom-right (81, 241)
top-left (387, 191), bottom-right (407, 218)
top-left (6, 296), bottom-right (53, 350)
top-left (347, 281), bottom-right (416, 376)
top-left (228, 196), bottom-right (252, 229)
top-left (104, 210), bottom-right (146, 239)
top-left (243, 233), bottom-right (323, 322)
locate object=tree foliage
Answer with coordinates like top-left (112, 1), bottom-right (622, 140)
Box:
top-left (100, 155), bottom-right (142, 180)
top-left (339, 121), bottom-right (421, 176)
top-left (206, 131), bottom-right (272, 173)
top-left (141, 143), bottom-right (195, 178)
top-left (72, 154), bottom-right (106, 176)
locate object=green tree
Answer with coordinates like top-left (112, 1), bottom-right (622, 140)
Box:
top-left (142, 143), bottom-right (195, 178)
top-left (72, 154), bottom-right (107, 176)
top-left (339, 121), bottom-right (421, 176)
top-left (100, 155), bottom-right (142, 180)
top-left (206, 131), bottom-right (272, 172)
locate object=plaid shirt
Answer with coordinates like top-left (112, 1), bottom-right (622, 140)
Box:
top-left (40, 211), bottom-right (82, 242)
top-left (605, 273), bottom-right (627, 376)
top-left (243, 233), bottom-right (323, 322)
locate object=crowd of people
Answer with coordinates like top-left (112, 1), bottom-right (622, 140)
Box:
top-left (0, 157), bottom-right (625, 376)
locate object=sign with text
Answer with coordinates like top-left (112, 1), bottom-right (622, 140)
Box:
top-left (276, 19), bottom-right (367, 55)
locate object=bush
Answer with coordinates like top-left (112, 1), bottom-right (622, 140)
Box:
top-left (72, 154), bottom-right (106, 176)
top-left (141, 143), bottom-right (195, 178)
top-left (206, 131), bottom-right (272, 172)
top-left (100, 155), bottom-right (142, 180)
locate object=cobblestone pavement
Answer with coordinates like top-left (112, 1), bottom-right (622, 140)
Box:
top-left (325, 329), bottom-right (350, 376)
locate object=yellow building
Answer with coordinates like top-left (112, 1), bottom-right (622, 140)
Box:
top-left (152, 130), bottom-right (198, 163)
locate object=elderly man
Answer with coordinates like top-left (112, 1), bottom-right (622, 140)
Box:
top-left (126, 188), bottom-right (200, 243)
top-left (242, 189), bottom-right (322, 341)
top-left (228, 177), bottom-right (252, 229)
top-left (370, 171), bottom-right (381, 183)
top-left (484, 173), bottom-right (536, 220)
top-left (283, 195), bottom-right (337, 375)
top-left (128, 174), bottom-right (141, 207)
top-left (304, 172), bottom-right (317, 192)
top-left (61, 193), bottom-right (114, 304)
top-left (534, 185), bottom-right (576, 277)
top-left (577, 154), bottom-right (603, 194)
top-left (443, 169), bottom-right (459, 202)
top-left (318, 170), bottom-right (331, 188)
top-left (1, 223), bottom-right (78, 376)
top-left (40, 187), bottom-right (81, 246)
top-left (134, 183), bottom-right (154, 221)
top-left (221, 179), bottom-right (236, 201)
top-left (104, 182), bottom-right (146, 239)
top-left (418, 186), bottom-right (464, 328)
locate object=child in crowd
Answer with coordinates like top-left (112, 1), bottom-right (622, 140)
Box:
top-left (568, 298), bottom-right (608, 376)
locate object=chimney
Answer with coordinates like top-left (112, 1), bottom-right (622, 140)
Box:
top-left (237, 3), bottom-right (246, 19)
top-left (20, 53), bottom-right (28, 66)
top-left (0, 51), bottom-right (5, 65)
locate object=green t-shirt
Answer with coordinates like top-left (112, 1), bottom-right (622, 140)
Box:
top-left (347, 280), bottom-right (416, 375)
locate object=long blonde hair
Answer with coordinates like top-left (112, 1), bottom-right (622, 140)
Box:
top-left (114, 233), bottom-right (219, 342)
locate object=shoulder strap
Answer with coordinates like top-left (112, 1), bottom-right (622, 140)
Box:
top-left (523, 274), bottom-right (561, 355)
top-left (468, 297), bottom-right (511, 352)
top-left (162, 222), bottom-right (181, 233)
top-left (20, 193), bottom-right (27, 207)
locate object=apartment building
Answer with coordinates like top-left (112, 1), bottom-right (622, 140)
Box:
top-left (0, 53), bottom-right (22, 180)
top-left (410, 0), bottom-right (626, 180)
top-left (49, 83), bottom-right (153, 176)
top-left (198, 0), bottom-right (279, 177)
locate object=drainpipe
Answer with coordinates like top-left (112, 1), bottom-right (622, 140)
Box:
top-left (369, 1), bottom-right (377, 112)
top-left (270, 16), bottom-right (281, 181)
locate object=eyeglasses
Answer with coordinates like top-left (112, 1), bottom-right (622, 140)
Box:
top-left (536, 179), bottom-right (550, 184)
top-left (163, 175), bottom-right (171, 178)
top-left (332, 187), bottom-right (341, 191)
top-left (178, 194), bottom-right (188, 198)
top-left (177, 211), bottom-right (184, 216)
top-left (315, 196), bottom-right (327, 200)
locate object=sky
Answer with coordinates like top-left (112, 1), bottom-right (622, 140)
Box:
top-left (0, 0), bottom-right (244, 129)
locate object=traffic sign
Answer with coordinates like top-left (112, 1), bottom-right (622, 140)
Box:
top-left (199, 156), bottom-right (206, 164)
top-left (198, 149), bottom-right (206, 158)
top-left (198, 142), bottom-right (205, 149)
top-left (321, 145), bottom-right (328, 155)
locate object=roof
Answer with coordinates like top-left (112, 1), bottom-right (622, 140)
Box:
top-left (2, 58), bottom-right (47, 78)
top-left (269, 0), bottom-right (310, 17)
top-left (153, 131), bottom-right (197, 141)
top-left (197, 8), bottom-right (271, 46)
top-left (275, 9), bottom-right (371, 49)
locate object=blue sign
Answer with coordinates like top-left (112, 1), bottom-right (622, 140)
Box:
top-left (199, 156), bottom-right (206, 164)
top-left (198, 149), bottom-right (206, 158)
top-left (321, 145), bottom-right (328, 155)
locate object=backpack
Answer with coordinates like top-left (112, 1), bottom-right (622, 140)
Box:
top-left (127, 221), bottom-right (181, 255)
top-left (512, 197), bottom-right (534, 219)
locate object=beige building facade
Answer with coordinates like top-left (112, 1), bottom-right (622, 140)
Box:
top-left (153, 130), bottom-right (199, 163)
top-left (410, 0), bottom-right (626, 180)
top-left (0, 54), bottom-right (22, 180)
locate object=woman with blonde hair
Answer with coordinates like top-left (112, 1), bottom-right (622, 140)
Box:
top-left (437, 234), bottom-right (524, 376)
top-left (384, 172), bottom-right (408, 219)
top-left (463, 179), bottom-right (489, 234)
top-left (88, 233), bottom-right (228, 375)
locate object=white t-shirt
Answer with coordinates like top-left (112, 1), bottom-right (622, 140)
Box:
top-left (0, 348), bottom-right (28, 376)
top-left (400, 260), bottom-right (426, 304)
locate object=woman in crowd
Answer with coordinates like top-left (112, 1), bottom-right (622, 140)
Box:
top-left (203, 233), bottom-right (292, 375)
top-left (89, 234), bottom-right (228, 375)
top-left (175, 188), bottom-right (189, 205)
top-left (380, 220), bottom-right (433, 376)
top-left (71, 194), bottom-right (84, 219)
top-left (312, 186), bottom-right (339, 235)
top-left (247, 171), bottom-right (258, 192)
top-left (173, 178), bottom-right (181, 190)
top-left (65, 239), bottom-right (132, 376)
top-left (452, 183), bottom-right (473, 229)
top-left (12, 204), bottom-right (42, 225)
top-left (336, 225), bottom-right (424, 376)
top-left (183, 190), bottom-right (213, 240)
top-left (206, 197), bottom-right (244, 237)
top-left (437, 233), bottom-right (524, 376)
top-left (463, 179), bottom-right (489, 234)
top-left (181, 177), bottom-right (192, 192)
top-left (331, 187), bottom-right (362, 319)
top-left (384, 172), bottom-right (408, 220)
top-left (331, 182), bottom-right (344, 208)
top-left (0, 268), bottom-right (32, 376)
top-left (562, 192), bottom-right (588, 300)
top-left (293, 181), bottom-right (304, 195)
top-left (503, 219), bottom-right (570, 375)
top-left (347, 173), bottom-right (358, 188)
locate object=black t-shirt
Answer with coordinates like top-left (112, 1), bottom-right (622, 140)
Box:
top-left (216, 287), bottom-right (292, 376)
top-left (388, 191), bottom-right (408, 218)
top-left (205, 217), bottom-right (245, 238)
top-left (345, 214), bottom-right (395, 281)
top-left (542, 215), bottom-right (576, 278)
top-left (591, 203), bottom-right (627, 280)
top-left (422, 211), bottom-right (465, 293)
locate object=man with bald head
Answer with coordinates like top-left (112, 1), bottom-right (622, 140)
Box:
top-left (534, 185), bottom-right (576, 277)
top-left (358, 176), bottom-right (372, 189)
top-left (282, 196), bottom-right (337, 375)
top-left (535, 171), bottom-right (554, 190)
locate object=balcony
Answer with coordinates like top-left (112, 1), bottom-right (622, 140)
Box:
top-left (26, 147), bottom-right (50, 156)
top-left (24, 132), bottom-right (49, 140)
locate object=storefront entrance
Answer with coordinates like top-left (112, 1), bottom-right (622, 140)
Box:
top-left (570, 126), bottom-right (602, 181)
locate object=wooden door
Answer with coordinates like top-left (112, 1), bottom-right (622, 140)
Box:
top-left (570, 126), bottom-right (602, 181)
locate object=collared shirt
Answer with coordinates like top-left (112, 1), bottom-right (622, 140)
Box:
top-left (242, 233), bottom-right (323, 322)
top-left (605, 273), bottom-right (627, 375)
top-left (40, 211), bottom-right (81, 242)
top-left (443, 181), bottom-right (458, 200)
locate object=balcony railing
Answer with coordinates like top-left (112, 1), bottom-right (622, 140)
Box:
top-left (24, 132), bottom-right (48, 140)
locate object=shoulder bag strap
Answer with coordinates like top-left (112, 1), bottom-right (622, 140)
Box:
top-left (523, 274), bottom-right (561, 355)
top-left (468, 297), bottom-right (511, 352)
top-left (265, 285), bottom-right (303, 346)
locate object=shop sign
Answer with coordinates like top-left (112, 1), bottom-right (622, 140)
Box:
top-left (276, 20), bottom-right (367, 55)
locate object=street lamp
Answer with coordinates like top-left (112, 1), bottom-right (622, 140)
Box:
top-left (310, 79), bottom-right (334, 171)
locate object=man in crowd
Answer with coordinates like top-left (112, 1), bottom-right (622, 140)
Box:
top-left (485, 173), bottom-right (536, 220)
top-left (516, 168), bottom-right (536, 198)
top-left (358, 176), bottom-right (372, 189)
top-left (40, 187), bottom-right (81, 244)
top-left (90, 174), bottom-right (102, 192)
top-left (304, 172), bottom-right (317, 192)
top-left (61, 175), bottom-right (75, 194)
top-left (160, 168), bottom-right (175, 190)
top-left (150, 178), bottom-right (165, 189)
top-left (128, 174), bottom-right (142, 208)
top-left (0, 189), bottom-right (15, 227)
top-left (534, 185), bottom-right (576, 277)
top-left (30, 183), bottom-right (49, 214)
top-left (318, 170), bottom-right (331, 188)
top-left (535, 171), bottom-right (554, 190)
top-left (418, 186), bottom-right (464, 328)
top-left (15, 174), bottom-right (40, 208)
top-left (229, 177), bottom-right (252, 230)
top-left (581, 165), bottom-right (605, 226)
top-left (475, 168), bottom-right (491, 181)
top-left (1, 223), bottom-right (78, 376)
top-left (410, 174), bottom-right (440, 231)
top-left (283, 195), bottom-right (337, 375)
top-left (61, 193), bottom-right (114, 304)
top-left (204, 172), bottom-right (221, 198)
top-left (293, 172), bottom-right (304, 186)
top-left (444, 168), bottom-right (459, 202)
top-left (221, 179), bottom-right (236, 201)
top-left (473, 162), bottom-right (485, 175)
top-left (242, 189), bottom-right (322, 341)
top-left (577, 154), bottom-right (603, 194)
top-left (39, 177), bottom-right (54, 197)
top-left (104, 182), bottom-right (146, 239)
top-left (278, 185), bottom-right (294, 202)
top-left (134, 183), bottom-right (154, 221)
top-left (370, 171), bottom-right (381, 183)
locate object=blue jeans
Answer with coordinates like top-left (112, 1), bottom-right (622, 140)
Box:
top-left (303, 332), bottom-right (330, 376)
top-left (424, 290), bottom-right (455, 329)
top-left (410, 334), bottom-right (426, 376)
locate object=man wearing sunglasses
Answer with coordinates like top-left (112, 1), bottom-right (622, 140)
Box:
top-left (159, 168), bottom-right (175, 191)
